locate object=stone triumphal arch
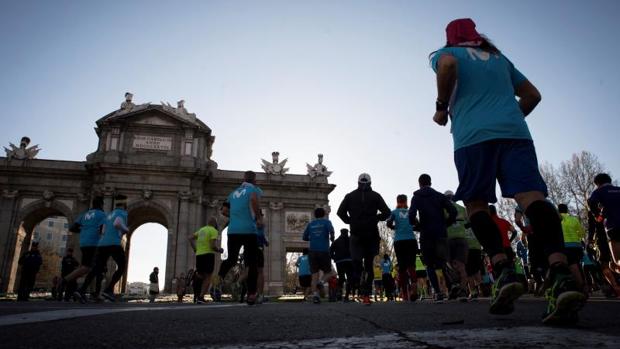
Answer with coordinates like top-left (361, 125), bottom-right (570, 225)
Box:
top-left (0, 94), bottom-right (335, 295)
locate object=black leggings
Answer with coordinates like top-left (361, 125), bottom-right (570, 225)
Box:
top-left (80, 245), bottom-right (126, 294)
top-left (218, 234), bottom-right (258, 295)
top-left (335, 261), bottom-right (354, 297)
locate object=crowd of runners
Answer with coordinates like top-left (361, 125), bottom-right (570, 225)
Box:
top-left (15, 18), bottom-right (620, 328)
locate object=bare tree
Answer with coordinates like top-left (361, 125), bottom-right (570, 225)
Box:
top-left (496, 197), bottom-right (517, 226)
top-left (558, 151), bottom-right (605, 218)
top-left (377, 222), bottom-right (395, 260)
top-left (539, 161), bottom-right (570, 206)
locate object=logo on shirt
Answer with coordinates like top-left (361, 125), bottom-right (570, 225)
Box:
top-left (233, 188), bottom-right (247, 199)
top-left (465, 48), bottom-right (498, 61)
top-left (399, 211), bottom-right (408, 219)
top-left (85, 212), bottom-right (95, 220)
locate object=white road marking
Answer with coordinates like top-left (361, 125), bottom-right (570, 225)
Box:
top-left (0, 303), bottom-right (248, 327)
top-left (201, 327), bottom-right (620, 349)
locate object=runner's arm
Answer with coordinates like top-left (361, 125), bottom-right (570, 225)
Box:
top-left (514, 80), bottom-right (541, 117)
top-left (386, 213), bottom-right (395, 230)
top-left (210, 238), bottom-right (223, 254)
top-left (408, 198), bottom-right (420, 227)
top-left (250, 192), bottom-right (263, 228)
top-left (187, 233), bottom-right (197, 252)
top-left (337, 195), bottom-right (351, 224)
top-left (435, 54), bottom-right (457, 104)
top-left (113, 217), bottom-right (129, 234)
top-left (377, 196), bottom-right (391, 221)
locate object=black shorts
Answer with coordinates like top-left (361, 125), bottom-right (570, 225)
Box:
top-left (80, 246), bottom-right (97, 267)
top-left (374, 279), bottom-right (383, 287)
top-left (448, 238), bottom-right (469, 264)
top-left (419, 237), bottom-right (448, 269)
top-left (466, 249), bottom-right (484, 276)
top-left (394, 239), bottom-right (418, 271)
top-left (196, 253), bottom-right (215, 274)
top-left (416, 269), bottom-right (427, 278)
top-left (309, 251), bottom-right (332, 273)
top-left (564, 247), bottom-right (584, 266)
top-left (299, 275), bottom-right (312, 288)
top-left (608, 228), bottom-right (620, 242)
top-left (257, 248), bottom-right (265, 268)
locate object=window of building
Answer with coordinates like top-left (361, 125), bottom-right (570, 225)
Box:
top-left (59, 247), bottom-right (65, 256)
top-left (33, 231), bottom-right (39, 239)
top-left (64, 223), bottom-right (69, 229)
top-left (48, 220), bottom-right (54, 227)
top-left (47, 233), bottom-right (52, 240)
top-left (62, 235), bottom-right (68, 241)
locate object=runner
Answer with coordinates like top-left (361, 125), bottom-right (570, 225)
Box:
top-left (429, 18), bottom-right (585, 323)
top-left (77, 194), bottom-right (129, 302)
top-left (337, 173), bottom-right (391, 305)
top-left (386, 194), bottom-right (419, 301)
top-left (415, 254), bottom-right (429, 300)
top-left (558, 204), bottom-right (586, 292)
top-left (587, 211), bottom-right (620, 297)
top-left (302, 207), bottom-right (336, 304)
top-left (329, 228), bottom-right (354, 302)
top-left (373, 261), bottom-right (383, 302)
top-left (57, 247), bottom-right (79, 301)
top-left (464, 221), bottom-right (484, 299)
top-left (489, 205), bottom-right (518, 262)
top-left (588, 174), bottom-right (620, 274)
top-left (381, 254), bottom-right (395, 301)
top-left (515, 206), bottom-right (547, 296)
top-left (216, 171), bottom-right (263, 305)
top-left (409, 174), bottom-right (457, 303)
top-left (64, 196), bottom-right (106, 299)
top-left (296, 249), bottom-right (312, 299)
top-left (445, 190), bottom-right (471, 301)
top-left (188, 217), bottom-right (224, 304)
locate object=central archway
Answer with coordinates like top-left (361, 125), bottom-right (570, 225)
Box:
top-left (122, 201), bottom-right (172, 293)
top-left (126, 223), bottom-right (168, 295)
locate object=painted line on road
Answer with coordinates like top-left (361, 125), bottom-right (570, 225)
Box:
top-left (0, 303), bottom-right (249, 327)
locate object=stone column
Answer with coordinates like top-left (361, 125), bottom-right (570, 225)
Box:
top-left (267, 201), bottom-right (285, 296)
top-left (0, 190), bottom-right (19, 293)
top-left (102, 187), bottom-right (115, 212)
top-left (164, 226), bottom-right (176, 293)
top-left (174, 191), bottom-right (192, 283)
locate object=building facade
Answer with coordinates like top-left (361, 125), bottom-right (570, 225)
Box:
top-left (0, 96), bottom-right (335, 295)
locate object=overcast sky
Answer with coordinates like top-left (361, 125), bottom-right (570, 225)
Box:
top-left (2, 1), bottom-right (619, 283)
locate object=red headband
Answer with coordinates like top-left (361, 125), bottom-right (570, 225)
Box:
top-left (446, 18), bottom-right (482, 45)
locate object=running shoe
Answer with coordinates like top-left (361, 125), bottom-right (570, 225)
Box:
top-left (433, 293), bottom-right (445, 304)
top-left (489, 267), bottom-right (525, 315)
top-left (101, 291), bottom-right (116, 302)
top-left (469, 288), bottom-right (479, 301)
top-left (456, 286), bottom-right (469, 302)
top-left (448, 285), bottom-right (460, 300)
top-left (312, 295), bottom-right (321, 304)
top-left (542, 272), bottom-right (586, 325)
top-left (362, 295), bottom-right (371, 305)
top-left (246, 293), bottom-right (257, 305)
top-left (73, 291), bottom-right (86, 304)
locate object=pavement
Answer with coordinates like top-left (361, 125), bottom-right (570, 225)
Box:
top-left (1, 295), bottom-right (619, 348)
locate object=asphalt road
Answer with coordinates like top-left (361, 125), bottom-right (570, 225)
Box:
top-left (1, 296), bottom-right (619, 349)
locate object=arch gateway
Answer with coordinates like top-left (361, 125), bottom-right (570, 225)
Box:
top-left (0, 96), bottom-right (335, 295)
